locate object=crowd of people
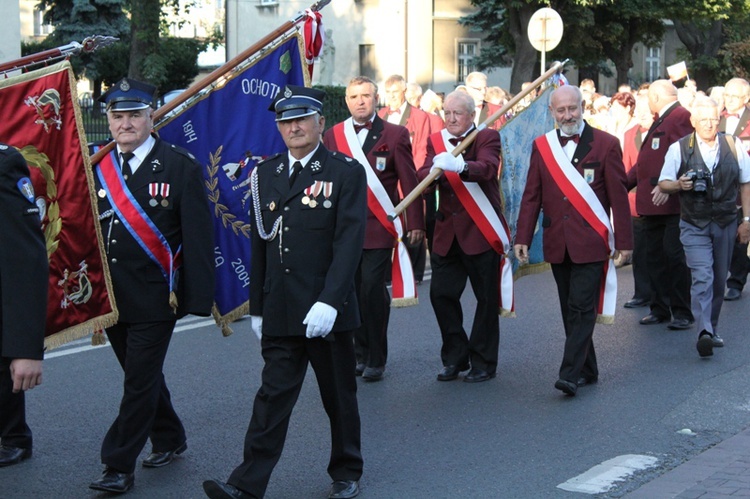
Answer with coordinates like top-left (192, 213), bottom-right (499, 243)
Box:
top-left (3, 68), bottom-right (750, 499)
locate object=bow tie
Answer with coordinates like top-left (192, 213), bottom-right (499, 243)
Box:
top-left (386, 108), bottom-right (401, 116)
top-left (449, 136), bottom-right (465, 146)
top-left (724, 112), bottom-right (740, 119)
top-left (559, 134), bottom-right (580, 146)
top-left (353, 121), bottom-right (372, 133)
top-left (652, 112), bottom-right (660, 122)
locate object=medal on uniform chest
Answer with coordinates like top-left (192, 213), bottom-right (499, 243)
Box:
top-left (322, 181), bottom-right (333, 208)
top-left (148, 183), bottom-right (159, 206)
top-left (308, 198), bottom-right (318, 208)
top-left (160, 183), bottom-right (170, 207)
top-left (98, 188), bottom-right (107, 199)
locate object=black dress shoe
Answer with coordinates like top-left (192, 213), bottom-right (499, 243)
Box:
top-left (328, 480), bottom-right (360, 499)
top-left (697, 333), bottom-right (714, 357)
top-left (0, 445), bottom-right (31, 467)
top-left (576, 376), bottom-right (598, 387)
top-left (711, 333), bottom-right (724, 347)
top-left (667, 318), bottom-right (694, 330)
top-left (142, 441), bottom-right (187, 468)
top-left (89, 467), bottom-right (135, 494)
top-left (624, 298), bottom-right (649, 308)
top-left (639, 314), bottom-right (667, 325)
top-left (725, 288), bottom-right (742, 301)
top-left (354, 363), bottom-right (365, 376)
top-left (203, 479), bottom-right (255, 499)
top-left (463, 367), bottom-right (496, 383)
top-left (436, 364), bottom-right (469, 381)
top-left (554, 379), bottom-right (577, 396)
top-left (362, 366), bottom-right (384, 382)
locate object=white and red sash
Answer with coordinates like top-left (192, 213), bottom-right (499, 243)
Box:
top-left (96, 150), bottom-right (182, 312)
top-left (330, 119), bottom-right (417, 306)
top-left (535, 130), bottom-right (617, 323)
top-left (432, 129), bottom-right (514, 316)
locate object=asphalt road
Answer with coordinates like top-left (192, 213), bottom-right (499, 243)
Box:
top-left (4, 265), bottom-right (750, 499)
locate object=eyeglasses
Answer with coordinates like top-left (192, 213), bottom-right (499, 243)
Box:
top-left (698, 118), bottom-right (720, 125)
top-left (724, 94), bottom-right (746, 100)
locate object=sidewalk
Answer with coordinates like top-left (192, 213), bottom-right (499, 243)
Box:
top-left (626, 427), bottom-right (750, 498)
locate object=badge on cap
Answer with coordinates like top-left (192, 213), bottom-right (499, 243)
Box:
top-left (284, 87), bottom-right (293, 98)
top-left (17, 177), bottom-right (35, 203)
top-left (120, 80), bottom-right (131, 91)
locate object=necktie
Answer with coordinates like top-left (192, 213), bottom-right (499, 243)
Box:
top-left (289, 161), bottom-right (302, 187)
top-left (353, 121), bottom-right (372, 133)
top-left (120, 152), bottom-right (134, 180)
top-left (448, 136), bottom-right (465, 146)
top-left (559, 134), bottom-right (579, 146)
top-left (386, 108), bottom-right (401, 116)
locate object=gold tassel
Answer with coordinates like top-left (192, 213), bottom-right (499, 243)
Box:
top-left (91, 329), bottom-right (107, 346)
top-left (169, 291), bottom-right (179, 314)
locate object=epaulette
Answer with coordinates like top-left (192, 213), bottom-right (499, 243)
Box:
top-left (330, 150), bottom-right (359, 168)
top-left (256, 153), bottom-right (282, 166)
top-left (169, 143), bottom-right (198, 161)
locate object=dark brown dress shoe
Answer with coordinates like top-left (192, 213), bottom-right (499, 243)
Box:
top-left (463, 367), bottom-right (496, 383)
top-left (142, 441), bottom-right (187, 468)
top-left (639, 314), bottom-right (667, 325)
top-left (362, 366), bottom-right (384, 382)
top-left (89, 467), bottom-right (135, 493)
top-left (436, 364), bottom-right (469, 381)
top-left (328, 480), bottom-right (360, 499)
top-left (724, 288), bottom-right (742, 301)
top-left (555, 379), bottom-right (577, 396)
top-left (0, 445), bottom-right (31, 467)
top-left (667, 318), bottom-right (694, 330)
top-left (576, 376), bottom-right (598, 387)
top-left (624, 298), bottom-right (649, 308)
top-left (203, 479), bottom-right (255, 499)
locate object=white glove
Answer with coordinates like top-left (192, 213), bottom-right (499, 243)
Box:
top-left (431, 152), bottom-right (465, 174)
top-left (303, 302), bottom-right (338, 338)
top-left (250, 315), bottom-right (263, 340)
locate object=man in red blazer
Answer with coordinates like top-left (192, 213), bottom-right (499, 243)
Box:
top-left (464, 72), bottom-right (505, 131)
top-left (627, 79), bottom-right (694, 330)
top-left (416, 91), bottom-right (506, 384)
top-left (323, 76), bottom-right (424, 381)
top-left (720, 77), bottom-right (750, 301)
top-left (515, 85), bottom-right (632, 397)
top-left (378, 74), bottom-right (433, 168)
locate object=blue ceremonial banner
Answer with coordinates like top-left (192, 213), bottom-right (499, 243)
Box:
top-left (157, 35), bottom-right (307, 334)
top-left (500, 86), bottom-right (555, 276)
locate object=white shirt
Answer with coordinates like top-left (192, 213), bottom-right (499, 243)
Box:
top-left (117, 135), bottom-right (155, 175)
top-left (353, 114), bottom-right (377, 146)
top-left (659, 134), bottom-right (750, 184)
top-left (386, 102), bottom-right (407, 125)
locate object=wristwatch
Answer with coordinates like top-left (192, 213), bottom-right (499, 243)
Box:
top-left (743, 216), bottom-right (750, 223)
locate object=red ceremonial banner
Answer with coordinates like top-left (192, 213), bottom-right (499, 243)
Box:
top-left (0, 62), bottom-right (117, 349)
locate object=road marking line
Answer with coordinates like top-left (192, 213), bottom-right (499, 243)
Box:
top-left (557, 454), bottom-right (659, 494)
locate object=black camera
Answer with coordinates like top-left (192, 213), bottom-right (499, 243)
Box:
top-left (685, 169), bottom-right (709, 193)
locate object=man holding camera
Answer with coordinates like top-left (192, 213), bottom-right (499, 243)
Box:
top-left (658, 96), bottom-right (750, 357)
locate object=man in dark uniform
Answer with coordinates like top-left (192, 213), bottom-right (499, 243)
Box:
top-left (89, 78), bottom-right (215, 494)
top-left (203, 86), bottom-right (367, 499)
top-left (323, 76), bottom-right (424, 382)
top-left (0, 145), bottom-right (48, 467)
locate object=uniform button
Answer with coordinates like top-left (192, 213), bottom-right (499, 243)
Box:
top-left (284, 206), bottom-right (290, 212)
top-left (563, 196), bottom-right (568, 201)
top-left (283, 247), bottom-right (289, 253)
top-left (114, 219), bottom-right (120, 225)
top-left (111, 258), bottom-right (118, 263)
top-left (563, 215), bottom-right (569, 220)
top-left (284, 268), bottom-right (290, 274)
top-left (284, 226), bottom-right (289, 232)
top-left (111, 239), bottom-right (117, 244)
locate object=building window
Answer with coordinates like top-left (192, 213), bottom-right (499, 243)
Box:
top-left (646, 47), bottom-right (661, 81)
top-left (456, 39), bottom-right (480, 84)
top-left (33, 8), bottom-right (53, 37)
top-left (359, 44), bottom-right (377, 80)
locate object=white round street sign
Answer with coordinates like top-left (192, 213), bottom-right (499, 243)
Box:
top-left (527, 7), bottom-right (563, 52)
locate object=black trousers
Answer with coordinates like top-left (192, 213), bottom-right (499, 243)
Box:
top-left (631, 217), bottom-right (652, 301)
top-left (101, 320), bottom-right (185, 473)
top-left (430, 240), bottom-right (500, 373)
top-left (642, 214), bottom-right (693, 321)
top-left (229, 333), bottom-right (363, 498)
top-left (551, 257), bottom-right (603, 383)
top-left (0, 356), bottom-right (32, 449)
top-left (727, 209), bottom-right (750, 291)
top-left (354, 248), bottom-right (392, 368)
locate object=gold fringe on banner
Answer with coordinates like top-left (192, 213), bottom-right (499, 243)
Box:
top-left (212, 302), bottom-right (249, 337)
top-left (391, 297), bottom-right (418, 308)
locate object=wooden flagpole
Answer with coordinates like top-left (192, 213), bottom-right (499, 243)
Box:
top-left (90, 0), bottom-right (331, 165)
top-left (387, 59), bottom-right (568, 221)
